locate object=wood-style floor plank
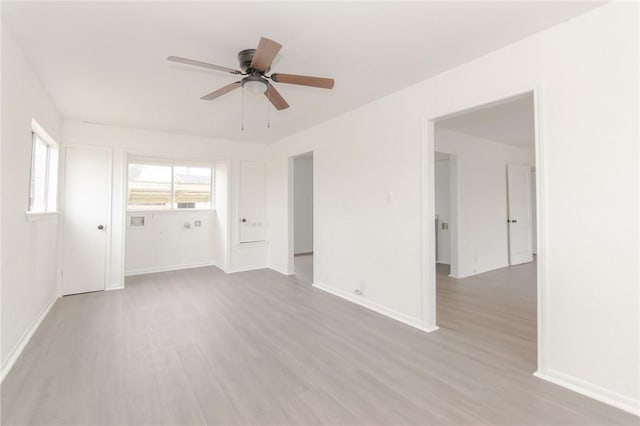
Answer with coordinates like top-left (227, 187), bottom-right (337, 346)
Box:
top-left (2, 262), bottom-right (637, 425)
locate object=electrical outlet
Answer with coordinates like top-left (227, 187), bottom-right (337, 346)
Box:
top-left (194, 220), bottom-right (202, 227)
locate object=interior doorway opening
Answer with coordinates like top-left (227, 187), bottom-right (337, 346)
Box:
top-left (431, 92), bottom-right (540, 372)
top-left (434, 151), bottom-right (457, 278)
top-left (290, 151), bottom-right (314, 284)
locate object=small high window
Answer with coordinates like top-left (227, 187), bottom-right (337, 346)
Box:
top-left (28, 121), bottom-right (58, 213)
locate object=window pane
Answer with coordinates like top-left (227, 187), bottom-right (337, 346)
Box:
top-left (173, 166), bottom-right (212, 209)
top-left (29, 135), bottom-right (48, 212)
top-left (127, 164), bottom-right (172, 210)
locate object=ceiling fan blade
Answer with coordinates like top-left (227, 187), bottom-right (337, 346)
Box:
top-left (168, 56), bottom-right (241, 75)
top-left (270, 73), bottom-right (335, 89)
top-left (264, 84), bottom-right (289, 110)
top-left (201, 81), bottom-right (242, 100)
top-left (250, 37), bottom-right (282, 71)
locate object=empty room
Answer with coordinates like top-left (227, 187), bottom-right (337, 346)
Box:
top-left (1, 2), bottom-right (638, 425)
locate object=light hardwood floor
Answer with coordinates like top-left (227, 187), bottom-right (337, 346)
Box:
top-left (1, 263), bottom-right (637, 425)
top-left (294, 253), bottom-right (313, 285)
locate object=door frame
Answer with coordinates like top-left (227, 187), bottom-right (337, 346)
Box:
top-left (286, 151), bottom-right (315, 278)
top-left (433, 152), bottom-right (459, 277)
top-left (421, 85), bottom-right (547, 373)
top-left (60, 144), bottom-right (113, 296)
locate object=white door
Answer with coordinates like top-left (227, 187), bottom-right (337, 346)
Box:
top-left (62, 147), bottom-right (110, 295)
top-left (239, 160), bottom-right (266, 243)
top-left (507, 164), bottom-right (533, 265)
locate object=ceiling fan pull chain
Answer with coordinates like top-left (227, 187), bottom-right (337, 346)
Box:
top-left (267, 84), bottom-right (271, 129)
top-left (241, 86), bottom-right (245, 131)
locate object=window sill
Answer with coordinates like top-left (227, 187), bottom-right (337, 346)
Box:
top-left (126, 209), bottom-right (216, 214)
top-left (25, 211), bottom-right (59, 222)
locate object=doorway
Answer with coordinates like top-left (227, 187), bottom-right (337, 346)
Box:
top-left (434, 152), bottom-right (457, 277)
top-left (429, 91), bottom-right (541, 371)
top-left (290, 152), bottom-right (314, 284)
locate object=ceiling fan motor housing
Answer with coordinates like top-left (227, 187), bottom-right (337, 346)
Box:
top-left (238, 48), bottom-right (269, 73)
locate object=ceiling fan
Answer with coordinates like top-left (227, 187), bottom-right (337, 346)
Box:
top-left (168, 37), bottom-right (335, 111)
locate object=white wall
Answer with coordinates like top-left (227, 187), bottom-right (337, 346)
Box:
top-left (267, 3), bottom-right (638, 413)
top-left (62, 120), bottom-right (268, 287)
top-left (1, 27), bottom-right (62, 377)
top-left (125, 211), bottom-right (215, 275)
top-left (435, 127), bottom-right (532, 277)
top-left (434, 156), bottom-right (451, 264)
top-left (293, 155), bottom-right (313, 254)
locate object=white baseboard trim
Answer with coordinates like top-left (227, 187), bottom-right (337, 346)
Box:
top-left (268, 266), bottom-right (295, 276)
top-left (534, 370), bottom-right (639, 416)
top-left (452, 263), bottom-right (511, 279)
top-left (125, 261), bottom-right (217, 276)
top-left (214, 262), bottom-right (229, 273)
top-left (227, 264), bottom-right (268, 274)
top-left (105, 285), bottom-right (125, 291)
top-left (312, 282), bottom-right (437, 333)
top-left (1, 296), bottom-right (57, 383)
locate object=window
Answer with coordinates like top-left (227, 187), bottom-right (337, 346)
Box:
top-left (28, 121), bottom-right (58, 213)
top-left (173, 166), bottom-right (212, 209)
top-left (127, 162), bottom-right (213, 211)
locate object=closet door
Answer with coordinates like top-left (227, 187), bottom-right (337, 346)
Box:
top-left (239, 161), bottom-right (266, 243)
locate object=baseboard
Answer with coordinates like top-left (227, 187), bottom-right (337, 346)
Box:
top-left (312, 282), bottom-right (437, 333)
top-left (534, 370), bottom-right (639, 416)
top-left (105, 285), bottom-right (125, 291)
top-left (1, 296), bottom-right (57, 383)
top-left (226, 264), bottom-right (268, 273)
top-left (452, 263), bottom-right (511, 279)
top-left (214, 262), bottom-right (229, 273)
top-left (125, 261), bottom-right (217, 276)
top-left (268, 266), bottom-right (295, 276)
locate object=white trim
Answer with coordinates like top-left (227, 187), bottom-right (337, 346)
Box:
top-left (269, 266), bottom-right (295, 276)
top-left (534, 370), bottom-right (640, 416)
top-left (214, 262), bottom-right (229, 273)
top-left (287, 156), bottom-right (295, 275)
top-left (313, 282), bottom-right (439, 333)
top-left (126, 208), bottom-right (216, 214)
top-left (1, 296), bottom-right (57, 383)
top-left (31, 119), bottom-right (57, 147)
top-left (421, 85), bottom-right (546, 369)
top-left (286, 150), bottom-right (315, 276)
top-left (105, 285), bottom-right (125, 291)
top-left (25, 211), bottom-right (59, 222)
top-left (532, 85), bottom-right (549, 376)
top-left (226, 264), bottom-right (268, 273)
top-left (237, 240), bottom-right (269, 248)
top-left (124, 261), bottom-right (217, 276)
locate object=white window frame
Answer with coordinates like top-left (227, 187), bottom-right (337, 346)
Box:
top-left (26, 119), bottom-right (59, 220)
top-left (126, 159), bottom-right (215, 212)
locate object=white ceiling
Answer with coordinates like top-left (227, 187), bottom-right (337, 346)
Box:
top-left (2, 2), bottom-right (601, 144)
top-left (436, 94), bottom-right (535, 147)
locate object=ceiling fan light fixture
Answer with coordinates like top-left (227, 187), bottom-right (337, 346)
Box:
top-left (242, 77), bottom-right (267, 96)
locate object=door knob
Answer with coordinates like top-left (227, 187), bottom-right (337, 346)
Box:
top-left (509, 219), bottom-right (517, 223)
top-left (97, 225), bottom-right (104, 230)
top-left (241, 218), bottom-right (247, 223)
